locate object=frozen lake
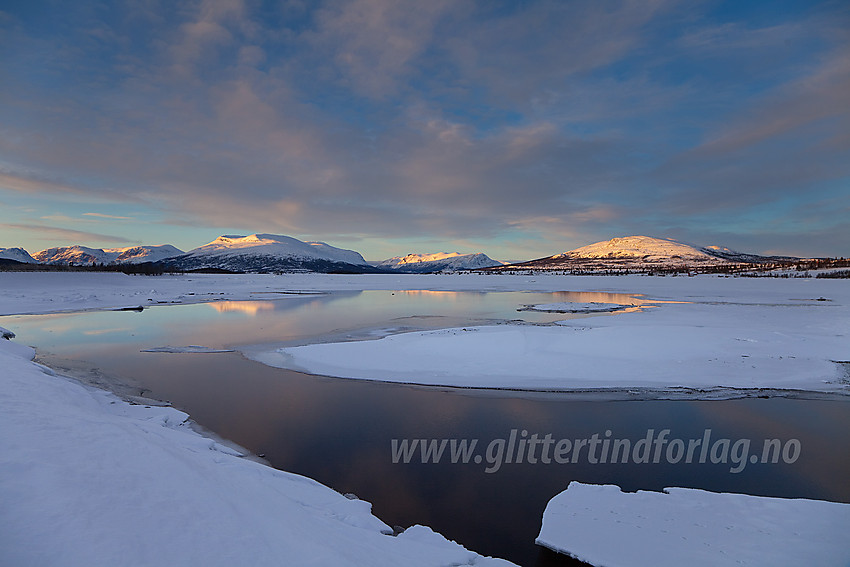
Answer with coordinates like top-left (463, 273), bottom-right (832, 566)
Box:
top-left (3, 290), bottom-right (849, 565)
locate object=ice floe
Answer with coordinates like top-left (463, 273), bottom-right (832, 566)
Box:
top-left (536, 482), bottom-right (850, 567)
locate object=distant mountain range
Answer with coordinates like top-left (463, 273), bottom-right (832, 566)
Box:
top-left (1, 234), bottom-right (506, 273)
top-left (489, 236), bottom-right (801, 273)
top-left (34, 245), bottom-right (185, 266)
top-left (373, 252), bottom-right (503, 273)
top-left (1, 234), bottom-right (816, 274)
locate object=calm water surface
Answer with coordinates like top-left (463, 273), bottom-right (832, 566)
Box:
top-left (3, 291), bottom-right (848, 566)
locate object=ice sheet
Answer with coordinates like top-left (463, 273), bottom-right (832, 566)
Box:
top-left (267, 289), bottom-right (849, 393)
top-left (536, 482), bottom-right (850, 567)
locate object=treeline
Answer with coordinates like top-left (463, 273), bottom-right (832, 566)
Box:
top-left (790, 258), bottom-right (850, 270)
top-left (0, 260), bottom-right (243, 275)
top-left (0, 260), bottom-right (168, 274)
top-left (816, 270), bottom-right (850, 279)
top-left (3, 256), bottom-right (848, 277)
top-left (477, 257), bottom-right (850, 277)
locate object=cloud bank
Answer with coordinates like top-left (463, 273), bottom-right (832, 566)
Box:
top-left (0, 0), bottom-right (847, 258)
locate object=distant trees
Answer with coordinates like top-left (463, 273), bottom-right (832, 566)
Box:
top-left (477, 257), bottom-right (850, 277)
top-left (0, 261), bottom-right (167, 275)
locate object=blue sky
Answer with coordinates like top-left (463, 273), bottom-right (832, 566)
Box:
top-left (1, 0), bottom-right (848, 261)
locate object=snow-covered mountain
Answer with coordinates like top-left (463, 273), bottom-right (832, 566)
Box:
top-left (0, 247), bottom-right (38, 263)
top-left (496, 236), bottom-right (798, 272)
top-left (20, 235), bottom-right (373, 272)
top-left (33, 245), bottom-right (184, 266)
top-left (34, 246), bottom-right (118, 266)
top-left (188, 234), bottom-right (367, 265)
top-left (375, 252), bottom-right (503, 273)
top-left (561, 236), bottom-right (720, 263)
top-left (163, 234), bottom-right (379, 273)
top-left (106, 245), bottom-right (185, 264)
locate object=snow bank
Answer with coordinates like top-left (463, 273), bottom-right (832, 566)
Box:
top-left (524, 301), bottom-right (625, 313)
top-left (141, 345), bottom-right (236, 353)
top-left (536, 482), bottom-right (850, 567)
top-left (265, 296), bottom-right (849, 392)
top-left (0, 337), bottom-right (513, 567)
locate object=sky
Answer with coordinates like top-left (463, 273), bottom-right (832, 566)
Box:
top-left (0, 0), bottom-right (848, 261)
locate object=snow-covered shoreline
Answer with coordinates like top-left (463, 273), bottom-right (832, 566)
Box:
top-left (0, 331), bottom-right (513, 567)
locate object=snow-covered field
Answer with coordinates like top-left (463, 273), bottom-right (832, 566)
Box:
top-left (1, 271), bottom-right (848, 566)
top-left (537, 482), bottom-right (850, 567)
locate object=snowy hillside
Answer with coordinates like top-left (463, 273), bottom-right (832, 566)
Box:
top-left (375, 252), bottom-right (503, 273)
top-left (187, 234), bottom-right (368, 265)
top-left (106, 245), bottom-right (184, 264)
top-left (34, 245), bottom-right (184, 266)
top-left (0, 247), bottom-right (37, 263)
top-left (34, 246), bottom-right (118, 266)
top-left (561, 236), bottom-right (721, 262)
top-left (499, 236), bottom-right (797, 272)
top-left (165, 234), bottom-right (378, 273)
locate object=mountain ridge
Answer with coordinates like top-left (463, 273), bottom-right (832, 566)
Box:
top-left (186, 234), bottom-right (368, 265)
top-left (1, 234), bottom-right (821, 274)
top-left (489, 236), bottom-right (802, 273)
top-left (374, 252), bottom-right (503, 273)
top-left (33, 245), bottom-right (184, 266)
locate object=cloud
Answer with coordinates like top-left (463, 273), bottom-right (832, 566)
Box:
top-left (0, 223), bottom-right (136, 244)
top-left (83, 212), bottom-right (133, 220)
top-left (165, 0), bottom-right (252, 76)
top-left (650, 47), bottom-right (850, 215)
top-left (0, 0), bottom-right (847, 257)
top-left (0, 169), bottom-right (141, 204)
top-left (39, 215), bottom-right (80, 223)
top-left (308, 0), bottom-right (455, 98)
top-left (37, 213), bottom-right (133, 223)
top-left (0, 172), bottom-right (94, 197)
top-left (694, 51), bottom-right (850, 157)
